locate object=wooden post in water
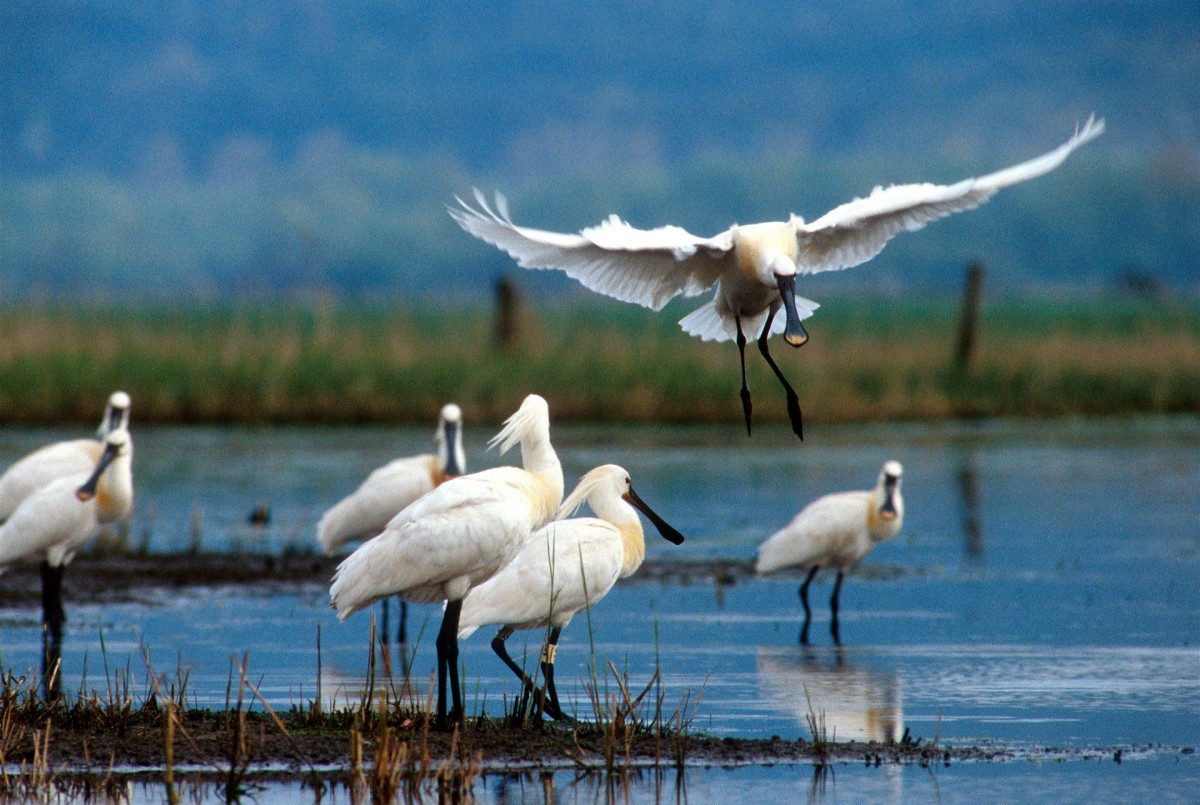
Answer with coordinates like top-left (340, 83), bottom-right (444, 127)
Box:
top-left (953, 262), bottom-right (985, 370)
top-left (495, 275), bottom-right (521, 351)
top-left (189, 505), bottom-right (203, 555)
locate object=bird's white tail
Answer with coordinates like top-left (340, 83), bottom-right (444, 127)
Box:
top-left (679, 297), bottom-right (819, 343)
top-left (679, 300), bottom-right (734, 342)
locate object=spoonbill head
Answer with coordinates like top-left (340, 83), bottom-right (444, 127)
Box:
top-left (0, 391), bottom-right (132, 522)
top-left (451, 116), bottom-right (1104, 439)
top-left (329, 393), bottom-right (562, 727)
top-left (458, 463), bottom-right (685, 719)
top-left (435, 403), bottom-right (466, 481)
top-left (97, 390), bottom-right (131, 439)
top-left (756, 460), bottom-right (904, 644)
top-left (316, 402), bottom-right (466, 643)
top-left (75, 427), bottom-right (135, 525)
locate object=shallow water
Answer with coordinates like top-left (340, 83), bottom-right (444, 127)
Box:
top-left (1, 417), bottom-right (1198, 800)
top-left (16, 752), bottom-right (1200, 804)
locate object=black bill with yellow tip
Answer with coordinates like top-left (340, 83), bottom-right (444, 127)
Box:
top-left (775, 273), bottom-right (809, 347)
top-left (76, 441), bottom-right (120, 502)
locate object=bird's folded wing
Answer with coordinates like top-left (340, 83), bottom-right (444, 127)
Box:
top-left (450, 190), bottom-right (731, 311)
top-left (795, 115), bottom-right (1105, 275)
top-left (0, 477), bottom-right (92, 565)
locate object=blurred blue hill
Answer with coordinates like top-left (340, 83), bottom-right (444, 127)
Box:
top-left (1, 1), bottom-right (1196, 299)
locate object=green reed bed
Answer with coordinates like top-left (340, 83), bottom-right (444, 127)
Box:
top-left (0, 296), bottom-right (1197, 425)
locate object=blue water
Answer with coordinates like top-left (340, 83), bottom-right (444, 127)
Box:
top-left (1, 417), bottom-right (1198, 801)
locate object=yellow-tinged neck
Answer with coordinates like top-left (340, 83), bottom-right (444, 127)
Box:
top-left (528, 471), bottom-right (565, 529)
top-left (617, 520), bottom-right (647, 578)
top-left (95, 454), bottom-right (133, 524)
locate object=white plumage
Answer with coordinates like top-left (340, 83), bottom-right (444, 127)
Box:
top-left (317, 403), bottom-right (466, 554)
top-left (459, 464), bottom-right (684, 638)
top-left (0, 428), bottom-right (135, 569)
top-left (456, 463), bottom-right (685, 720)
top-left (451, 117), bottom-right (1104, 438)
top-left (0, 391), bottom-right (131, 522)
top-left (756, 460), bottom-right (904, 644)
top-left (329, 394), bottom-right (563, 727)
top-left (0, 427), bottom-right (134, 659)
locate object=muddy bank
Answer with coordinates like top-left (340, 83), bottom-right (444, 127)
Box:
top-left (0, 553), bottom-right (759, 607)
top-left (0, 706), bottom-right (1093, 776)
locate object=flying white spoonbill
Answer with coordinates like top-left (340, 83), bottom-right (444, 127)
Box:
top-left (0, 427), bottom-right (135, 641)
top-left (756, 461), bottom-right (904, 644)
top-left (450, 116), bottom-right (1104, 439)
top-left (458, 464), bottom-right (686, 720)
top-left (0, 391), bottom-right (131, 522)
top-left (318, 403), bottom-right (466, 643)
top-left (330, 394), bottom-right (563, 728)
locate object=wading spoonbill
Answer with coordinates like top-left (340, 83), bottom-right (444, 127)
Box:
top-left (458, 464), bottom-right (685, 720)
top-left (0, 428), bottom-right (134, 677)
top-left (330, 394), bottom-right (563, 728)
top-left (756, 461), bottom-right (904, 644)
top-left (0, 391), bottom-right (131, 522)
top-left (318, 403), bottom-right (466, 642)
top-left (450, 117), bottom-right (1104, 439)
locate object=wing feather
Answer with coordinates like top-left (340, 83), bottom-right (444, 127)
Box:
top-left (0, 475), bottom-right (97, 566)
top-left (450, 190), bottom-right (732, 311)
top-left (317, 455), bottom-right (436, 553)
top-left (796, 116), bottom-right (1104, 274)
top-left (458, 519), bottom-right (622, 637)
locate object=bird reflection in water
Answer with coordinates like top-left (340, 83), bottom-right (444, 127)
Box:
top-left (756, 645), bottom-right (903, 743)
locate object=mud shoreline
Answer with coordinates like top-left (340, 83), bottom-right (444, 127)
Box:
top-left (1, 705), bottom-right (1151, 777)
top-left (0, 552), bottom-right (758, 607)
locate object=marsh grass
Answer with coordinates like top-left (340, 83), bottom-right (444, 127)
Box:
top-left (1, 619), bottom-right (935, 802)
top-left (1, 296), bottom-right (1196, 425)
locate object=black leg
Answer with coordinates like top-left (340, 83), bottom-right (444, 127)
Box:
top-left (435, 599), bottom-right (464, 729)
top-left (539, 626), bottom-right (571, 721)
top-left (39, 561), bottom-right (66, 637)
top-left (41, 626), bottom-right (62, 701)
top-left (398, 600), bottom-right (408, 645)
top-left (798, 566), bottom-right (818, 645)
top-left (380, 597), bottom-right (390, 645)
top-left (491, 627), bottom-right (567, 721)
top-left (39, 561), bottom-right (65, 701)
top-left (735, 316), bottom-right (753, 436)
top-left (491, 626), bottom-right (533, 687)
top-left (830, 570), bottom-right (845, 645)
top-left (757, 306), bottom-right (804, 440)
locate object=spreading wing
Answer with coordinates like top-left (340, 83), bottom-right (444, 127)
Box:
top-left (449, 189), bottom-right (732, 311)
top-left (795, 115), bottom-right (1105, 274)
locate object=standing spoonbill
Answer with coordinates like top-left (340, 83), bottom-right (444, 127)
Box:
top-left (0, 391), bottom-right (131, 522)
top-left (0, 428), bottom-right (135, 683)
top-left (450, 116), bottom-right (1104, 439)
top-left (756, 461), bottom-right (904, 645)
top-left (458, 464), bottom-right (686, 720)
top-left (318, 403), bottom-right (466, 643)
top-left (330, 394), bottom-right (563, 728)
